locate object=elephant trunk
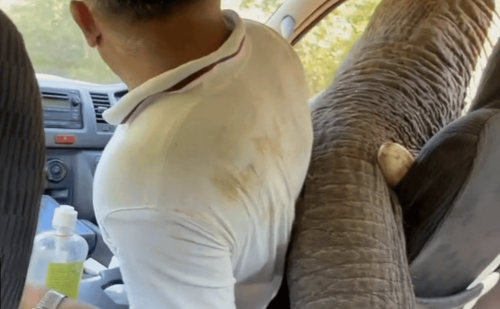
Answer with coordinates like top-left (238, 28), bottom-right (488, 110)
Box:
top-left (287, 0), bottom-right (496, 308)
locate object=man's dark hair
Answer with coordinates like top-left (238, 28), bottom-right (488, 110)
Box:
top-left (93, 0), bottom-right (201, 20)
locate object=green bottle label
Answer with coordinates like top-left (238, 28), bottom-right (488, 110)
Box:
top-left (45, 262), bottom-right (84, 299)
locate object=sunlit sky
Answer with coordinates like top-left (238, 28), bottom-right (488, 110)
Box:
top-left (222, 0), bottom-right (269, 23)
top-left (0, 0), bottom-right (17, 7)
top-left (222, 0), bottom-right (270, 22)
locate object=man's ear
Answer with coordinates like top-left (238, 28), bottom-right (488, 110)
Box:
top-left (70, 1), bottom-right (100, 47)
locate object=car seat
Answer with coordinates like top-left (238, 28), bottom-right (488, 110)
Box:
top-left (395, 38), bottom-right (500, 309)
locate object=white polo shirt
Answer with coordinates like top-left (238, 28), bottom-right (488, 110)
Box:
top-left (93, 10), bottom-right (312, 309)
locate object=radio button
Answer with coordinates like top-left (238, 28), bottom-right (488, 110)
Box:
top-left (55, 120), bottom-right (64, 124)
top-left (46, 159), bottom-right (67, 183)
top-left (51, 164), bottom-right (61, 174)
top-left (44, 113), bottom-right (55, 120)
top-left (55, 134), bottom-right (76, 145)
top-left (44, 120), bottom-right (58, 126)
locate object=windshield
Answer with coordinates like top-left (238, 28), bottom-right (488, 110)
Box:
top-left (1, 0), bottom-right (284, 84)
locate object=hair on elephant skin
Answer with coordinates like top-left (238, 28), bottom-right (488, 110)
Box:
top-left (0, 10), bottom-right (46, 309)
top-left (470, 36), bottom-right (500, 112)
top-left (286, 0), bottom-right (497, 308)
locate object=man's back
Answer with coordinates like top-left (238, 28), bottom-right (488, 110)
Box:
top-left (93, 10), bottom-right (312, 309)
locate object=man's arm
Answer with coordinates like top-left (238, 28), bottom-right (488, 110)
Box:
top-left (19, 285), bottom-right (99, 309)
top-left (101, 207), bottom-right (237, 309)
top-left (21, 206), bottom-right (236, 309)
top-left (57, 298), bottom-right (100, 309)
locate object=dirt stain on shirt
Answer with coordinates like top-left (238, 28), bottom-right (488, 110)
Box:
top-left (212, 164), bottom-right (258, 202)
top-left (212, 120), bottom-right (283, 201)
top-left (251, 135), bottom-right (283, 159)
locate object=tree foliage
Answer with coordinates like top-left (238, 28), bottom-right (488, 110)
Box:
top-left (6, 0), bottom-right (121, 84)
top-left (293, 0), bottom-right (382, 96)
top-left (239, 0), bottom-right (284, 18)
top-left (4, 0), bottom-right (382, 94)
top-left (237, 0), bottom-right (382, 96)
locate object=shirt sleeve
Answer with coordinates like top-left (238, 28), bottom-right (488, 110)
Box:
top-left (101, 207), bottom-right (237, 309)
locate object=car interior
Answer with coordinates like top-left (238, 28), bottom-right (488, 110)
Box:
top-left (2, 0), bottom-right (500, 308)
top-left (36, 75), bottom-right (130, 307)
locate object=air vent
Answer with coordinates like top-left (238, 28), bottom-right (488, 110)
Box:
top-left (90, 92), bottom-right (111, 124)
top-left (41, 91), bottom-right (68, 100)
top-left (114, 89), bottom-right (129, 101)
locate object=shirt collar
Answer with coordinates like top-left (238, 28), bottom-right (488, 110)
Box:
top-left (104, 10), bottom-right (246, 126)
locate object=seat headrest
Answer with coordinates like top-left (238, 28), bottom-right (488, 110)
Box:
top-left (396, 105), bottom-right (500, 297)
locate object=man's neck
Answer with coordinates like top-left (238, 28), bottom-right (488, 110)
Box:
top-left (107, 12), bottom-right (232, 90)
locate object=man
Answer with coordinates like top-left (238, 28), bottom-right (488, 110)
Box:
top-left (21, 0), bottom-right (313, 308)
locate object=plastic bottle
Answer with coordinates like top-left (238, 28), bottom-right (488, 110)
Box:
top-left (27, 205), bottom-right (89, 299)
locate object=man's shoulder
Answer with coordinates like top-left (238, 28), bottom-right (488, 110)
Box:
top-left (243, 19), bottom-right (283, 40)
top-left (241, 19), bottom-right (305, 82)
top-left (243, 19), bottom-right (298, 58)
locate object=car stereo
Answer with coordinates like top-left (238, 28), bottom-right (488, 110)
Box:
top-left (41, 87), bottom-right (83, 129)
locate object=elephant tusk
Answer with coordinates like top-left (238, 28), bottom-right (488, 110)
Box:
top-left (377, 142), bottom-right (415, 188)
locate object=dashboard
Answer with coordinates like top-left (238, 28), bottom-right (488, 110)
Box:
top-left (38, 74), bottom-right (128, 223)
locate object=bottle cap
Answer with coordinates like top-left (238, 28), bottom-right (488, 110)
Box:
top-left (52, 205), bottom-right (78, 234)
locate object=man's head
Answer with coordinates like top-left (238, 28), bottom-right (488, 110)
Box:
top-left (87, 0), bottom-right (202, 21)
top-left (70, 0), bottom-right (220, 47)
top-left (69, 0), bottom-right (227, 89)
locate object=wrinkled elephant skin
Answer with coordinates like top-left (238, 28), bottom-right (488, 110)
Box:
top-left (287, 0), bottom-right (496, 308)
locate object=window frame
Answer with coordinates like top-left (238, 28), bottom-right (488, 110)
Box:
top-left (265, 0), bottom-right (348, 45)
